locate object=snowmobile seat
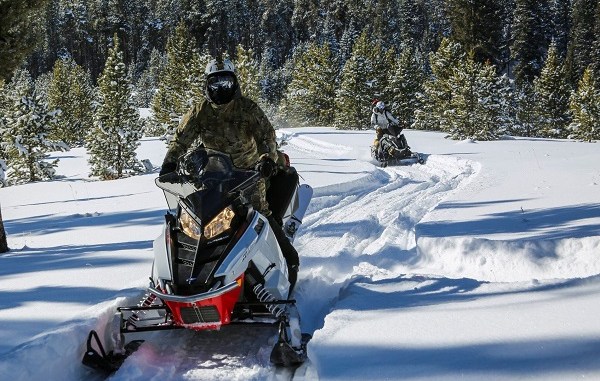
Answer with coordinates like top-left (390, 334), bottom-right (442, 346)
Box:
top-left (266, 168), bottom-right (299, 224)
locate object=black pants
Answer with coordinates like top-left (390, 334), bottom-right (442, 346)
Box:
top-left (267, 215), bottom-right (299, 292)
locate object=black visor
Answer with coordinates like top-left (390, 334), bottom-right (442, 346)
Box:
top-left (207, 74), bottom-right (235, 91)
top-left (206, 73), bottom-right (236, 104)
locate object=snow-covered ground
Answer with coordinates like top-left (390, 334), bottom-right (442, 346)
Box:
top-left (1, 127), bottom-right (599, 380)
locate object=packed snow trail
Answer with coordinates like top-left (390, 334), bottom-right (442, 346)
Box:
top-left (293, 153), bottom-right (478, 335)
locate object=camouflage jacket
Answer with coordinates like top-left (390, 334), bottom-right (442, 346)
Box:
top-left (163, 93), bottom-right (278, 214)
top-left (164, 94), bottom-right (278, 168)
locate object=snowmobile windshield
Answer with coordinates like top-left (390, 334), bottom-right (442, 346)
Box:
top-left (155, 148), bottom-right (258, 212)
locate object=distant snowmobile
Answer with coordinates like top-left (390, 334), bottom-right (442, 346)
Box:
top-left (82, 147), bottom-right (313, 373)
top-left (371, 126), bottom-right (424, 167)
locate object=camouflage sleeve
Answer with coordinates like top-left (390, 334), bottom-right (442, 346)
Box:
top-left (250, 100), bottom-right (278, 162)
top-left (163, 104), bottom-right (202, 164)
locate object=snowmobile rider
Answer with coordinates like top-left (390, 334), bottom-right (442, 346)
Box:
top-left (371, 101), bottom-right (409, 158)
top-left (371, 100), bottom-right (401, 136)
top-left (159, 58), bottom-right (300, 290)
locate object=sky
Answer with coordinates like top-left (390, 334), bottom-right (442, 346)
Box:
top-left (0, 127), bottom-right (599, 380)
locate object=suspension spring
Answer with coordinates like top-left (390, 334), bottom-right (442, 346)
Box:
top-left (127, 292), bottom-right (157, 326)
top-left (253, 283), bottom-right (285, 318)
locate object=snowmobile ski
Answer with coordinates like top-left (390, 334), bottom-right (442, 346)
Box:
top-left (379, 152), bottom-right (425, 167)
top-left (270, 320), bottom-right (312, 367)
top-left (82, 330), bottom-right (144, 373)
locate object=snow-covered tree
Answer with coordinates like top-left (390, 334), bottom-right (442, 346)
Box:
top-left (334, 30), bottom-right (385, 129)
top-left (511, 0), bottom-right (551, 88)
top-left (514, 84), bottom-right (538, 137)
top-left (445, 54), bottom-right (511, 140)
top-left (549, 0), bottom-right (571, 58)
top-left (0, 69), bottom-right (62, 185)
top-left (0, 0), bottom-right (47, 79)
top-left (151, 21), bottom-right (207, 137)
top-left (0, 79), bottom-right (8, 161)
top-left (532, 43), bottom-right (572, 138)
top-left (445, 0), bottom-right (507, 68)
top-left (0, 79), bottom-right (6, 189)
top-left (134, 48), bottom-right (166, 108)
top-left (234, 44), bottom-right (261, 103)
top-left (569, 66), bottom-right (600, 142)
top-left (281, 42), bottom-right (338, 126)
top-left (385, 48), bottom-right (425, 131)
top-left (566, 0), bottom-right (597, 84)
top-left (86, 34), bottom-right (143, 180)
top-left (48, 57), bottom-right (95, 146)
top-left (413, 38), bottom-right (466, 131)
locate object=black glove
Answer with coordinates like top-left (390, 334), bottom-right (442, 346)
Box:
top-left (255, 156), bottom-right (276, 178)
top-left (159, 162), bottom-right (176, 176)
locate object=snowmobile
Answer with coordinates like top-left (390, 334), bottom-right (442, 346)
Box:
top-left (82, 147), bottom-right (313, 373)
top-left (370, 127), bottom-right (424, 167)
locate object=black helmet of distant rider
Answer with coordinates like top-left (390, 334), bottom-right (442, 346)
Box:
top-left (204, 58), bottom-right (240, 105)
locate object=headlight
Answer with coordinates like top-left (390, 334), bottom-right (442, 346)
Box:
top-left (204, 206), bottom-right (235, 240)
top-left (180, 209), bottom-right (201, 240)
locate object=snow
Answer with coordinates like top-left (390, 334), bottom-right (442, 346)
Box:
top-left (1, 127), bottom-right (599, 380)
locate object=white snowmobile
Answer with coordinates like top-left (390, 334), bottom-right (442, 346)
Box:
top-left (82, 147), bottom-right (313, 373)
top-left (371, 125), bottom-right (424, 167)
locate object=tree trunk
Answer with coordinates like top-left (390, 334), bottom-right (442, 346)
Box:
top-left (0, 205), bottom-right (8, 253)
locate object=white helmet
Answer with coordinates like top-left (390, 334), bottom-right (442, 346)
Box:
top-left (204, 58), bottom-right (239, 105)
top-left (205, 58), bottom-right (236, 76)
top-left (376, 101), bottom-right (385, 111)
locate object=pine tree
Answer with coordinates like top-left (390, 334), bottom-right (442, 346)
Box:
top-left (445, 54), bottom-right (509, 140)
top-left (47, 57), bottom-right (95, 146)
top-left (339, 21), bottom-right (360, 64)
top-left (0, 0), bottom-right (48, 79)
top-left (413, 38), bottom-right (465, 131)
top-left (511, 0), bottom-right (551, 88)
top-left (292, 0), bottom-right (321, 43)
top-left (86, 34), bottom-right (143, 180)
top-left (549, 0), bottom-right (571, 58)
top-left (281, 42), bottom-right (338, 126)
top-left (1, 69), bottom-right (61, 185)
top-left (151, 21), bottom-right (206, 137)
top-left (134, 48), bottom-right (166, 108)
top-left (398, 0), bottom-right (426, 52)
top-left (385, 47), bottom-right (425, 131)
top-left (514, 84), bottom-right (537, 136)
top-left (566, 0), bottom-right (597, 84)
top-left (0, 82), bottom-right (5, 250)
top-left (445, 0), bottom-right (506, 68)
top-left (591, 3), bottom-right (600, 87)
top-left (235, 44), bottom-right (261, 103)
top-left (258, 0), bottom-right (295, 70)
top-left (569, 66), bottom-right (600, 142)
top-left (532, 43), bottom-right (571, 138)
top-left (334, 30), bottom-right (385, 129)
top-left (371, 0), bottom-right (402, 50)
top-left (0, 79), bottom-right (8, 186)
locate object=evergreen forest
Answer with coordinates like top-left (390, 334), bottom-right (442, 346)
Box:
top-left (1, 0), bottom-right (600, 187)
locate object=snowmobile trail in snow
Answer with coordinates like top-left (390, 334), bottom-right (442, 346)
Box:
top-left (293, 153), bottom-right (479, 333)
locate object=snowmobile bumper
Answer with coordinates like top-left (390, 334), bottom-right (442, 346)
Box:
top-left (147, 280), bottom-right (240, 303)
top-left (148, 278), bottom-right (243, 331)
